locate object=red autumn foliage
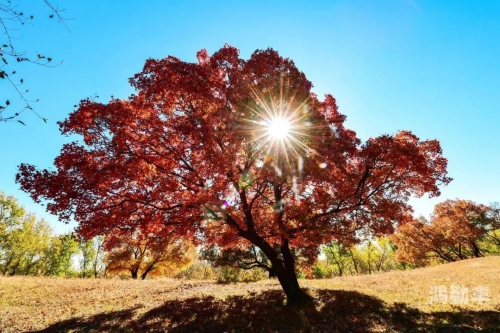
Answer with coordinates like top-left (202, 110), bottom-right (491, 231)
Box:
top-left (16, 45), bottom-right (451, 304)
top-left (392, 199), bottom-right (500, 265)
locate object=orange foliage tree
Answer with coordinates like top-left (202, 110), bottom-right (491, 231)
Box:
top-left (392, 199), bottom-right (500, 265)
top-left (16, 45), bottom-right (451, 304)
top-left (104, 226), bottom-right (195, 280)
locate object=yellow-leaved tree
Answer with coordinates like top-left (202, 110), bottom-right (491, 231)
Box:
top-left (104, 226), bottom-right (196, 279)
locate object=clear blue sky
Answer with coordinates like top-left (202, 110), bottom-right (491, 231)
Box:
top-left (1, 0), bottom-right (499, 235)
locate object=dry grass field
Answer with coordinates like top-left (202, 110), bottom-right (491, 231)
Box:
top-left (1, 256), bottom-right (499, 332)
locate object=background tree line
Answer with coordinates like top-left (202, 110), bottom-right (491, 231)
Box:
top-left (312, 199), bottom-right (500, 278)
top-left (2, 191), bottom-right (499, 281)
top-left (0, 191), bottom-right (193, 279)
top-left (0, 190), bottom-right (105, 277)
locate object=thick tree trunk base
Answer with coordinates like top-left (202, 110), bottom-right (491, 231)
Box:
top-left (275, 270), bottom-right (315, 306)
top-left (285, 288), bottom-right (315, 306)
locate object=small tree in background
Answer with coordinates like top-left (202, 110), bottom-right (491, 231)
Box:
top-left (0, 213), bottom-right (51, 275)
top-left (44, 233), bottom-right (79, 277)
top-left (0, 192), bottom-right (52, 276)
top-left (79, 236), bottom-right (96, 278)
top-left (92, 235), bottom-right (106, 278)
top-left (392, 199), bottom-right (500, 265)
top-left (105, 226), bottom-right (195, 280)
top-left (0, 191), bottom-right (25, 235)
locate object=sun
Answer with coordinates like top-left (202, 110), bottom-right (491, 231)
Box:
top-left (264, 116), bottom-right (292, 140)
top-left (239, 82), bottom-right (320, 174)
top-left (248, 96), bottom-right (311, 167)
top-left (244, 89), bottom-right (312, 160)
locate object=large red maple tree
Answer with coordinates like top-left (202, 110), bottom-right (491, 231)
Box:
top-left (17, 45), bottom-right (451, 304)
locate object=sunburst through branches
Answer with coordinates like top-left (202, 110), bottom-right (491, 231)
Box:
top-left (243, 84), bottom-right (315, 175)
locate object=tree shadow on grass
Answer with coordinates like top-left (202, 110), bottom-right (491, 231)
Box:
top-left (29, 306), bottom-right (139, 333)
top-left (29, 289), bottom-right (500, 333)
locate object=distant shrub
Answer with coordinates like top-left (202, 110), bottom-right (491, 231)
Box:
top-left (177, 260), bottom-right (268, 283)
top-left (215, 266), bottom-right (268, 283)
top-left (311, 263), bottom-right (334, 279)
top-left (176, 260), bottom-right (216, 280)
top-left (216, 266), bottom-right (240, 283)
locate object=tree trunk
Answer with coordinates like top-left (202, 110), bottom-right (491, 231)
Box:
top-left (241, 230), bottom-right (313, 305)
top-left (2, 257), bottom-right (13, 275)
top-left (273, 265), bottom-right (313, 305)
top-left (131, 267), bottom-right (138, 279)
top-left (24, 260), bottom-right (34, 276)
top-left (349, 249), bottom-right (359, 274)
top-left (93, 254), bottom-right (100, 278)
top-left (140, 263), bottom-right (155, 280)
top-left (367, 243), bottom-right (372, 274)
top-left (432, 248), bottom-right (455, 262)
top-left (10, 260), bottom-right (20, 276)
top-left (274, 239), bottom-right (313, 305)
top-left (471, 242), bottom-right (483, 257)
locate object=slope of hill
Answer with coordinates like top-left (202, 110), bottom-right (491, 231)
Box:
top-left (1, 256), bottom-right (499, 332)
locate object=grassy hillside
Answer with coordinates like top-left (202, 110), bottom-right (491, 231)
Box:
top-left (1, 256), bottom-right (499, 332)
